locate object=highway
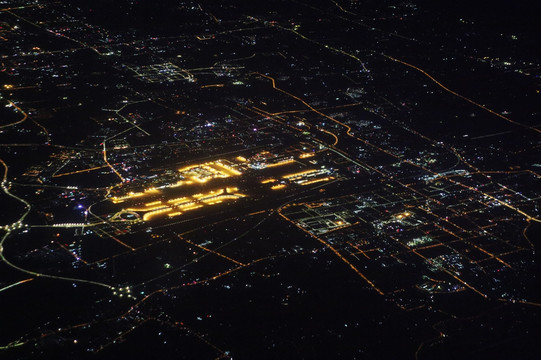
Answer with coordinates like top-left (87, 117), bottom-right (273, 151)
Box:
top-left (382, 54), bottom-right (541, 135)
top-left (0, 158), bottom-right (113, 291)
top-left (248, 71), bottom-right (541, 306)
top-left (0, 100), bottom-right (28, 130)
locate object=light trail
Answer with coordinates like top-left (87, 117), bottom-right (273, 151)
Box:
top-left (271, 23), bottom-right (370, 73)
top-left (522, 222), bottom-right (534, 248)
top-left (1, 229), bottom-right (113, 290)
top-left (0, 100), bottom-right (28, 129)
top-left (31, 119), bottom-right (51, 143)
top-left (352, 247), bottom-right (371, 259)
top-left (453, 180), bottom-right (540, 223)
top-left (256, 72), bottom-right (539, 222)
top-left (185, 238), bottom-right (246, 266)
top-left (412, 249), bottom-right (488, 298)
top-left (0, 4), bottom-right (41, 11)
top-left (0, 158), bottom-right (32, 226)
top-left (150, 317), bottom-right (233, 359)
top-left (102, 142), bottom-right (125, 183)
top-left (135, 211), bottom-right (272, 287)
top-left (109, 100), bottom-right (151, 137)
top-left (52, 165), bottom-right (109, 178)
top-left (0, 278), bottom-right (33, 293)
top-left (254, 19), bottom-right (540, 214)
top-left (104, 124), bottom-right (140, 142)
top-left (330, 0), bottom-right (357, 15)
top-left (201, 84), bottom-right (224, 88)
top-left (270, 102), bottom-right (361, 116)
top-left (89, 225), bottom-right (135, 251)
top-left (55, 240), bottom-right (89, 265)
top-left (383, 54), bottom-right (541, 135)
top-left (252, 72), bottom-right (355, 137)
top-left (278, 205), bottom-right (384, 295)
top-left (319, 128), bottom-right (339, 146)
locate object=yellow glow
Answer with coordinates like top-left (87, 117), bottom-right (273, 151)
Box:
top-left (202, 200), bottom-right (223, 205)
top-left (112, 160), bottom-right (245, 206)
top-left (143, 208), bottom-right (172, 221)
top-left (213, 161), bottom-right (242, 176)
top-left (179, 162), bottom-right (237, 182)
top-left (145, 201), bottom-right (162, 207)
top-left (168, 197), bottom-right (189, 205)
top-left (271, 184), bottom-right (286, 190)
top-left (127, 205), bottom-right (168, 212)
top-left (201, 194), bottom-right (243, 203)
top-left (179, 204), bottom-right (203, 212)
top-left (282, 169), bottom-right (318, 180)
top-left (111, 192), bottom-right (145, 203)
top-left (395, 212), bottom-right (412, 220)
top-left (170, 180), bottom-right (187, 188)
top-left (194, 189), bottom-right (225, 199)
top-left (191, 175), bottom-right (210, 183)
top-left (201, 84), bottom-right (224, 88)
top-left (299, 176), bottom-right (334, 186)
top-left (299, 153), bottom-right (315, 159)
top-left (126, 188), bottom-right (247, 221)
top-left (177, 201), bottom-right (196, 208)
top-left (261, 178), bottom-right (277, 184)
top-left (266, 159), bottom-right (295, 168)
top-left (111, 158), bottom-right (251, 221)
top-left (178, 164), bottom-right (199, 172)
top-left (236, 156), bottom-right (247, 162)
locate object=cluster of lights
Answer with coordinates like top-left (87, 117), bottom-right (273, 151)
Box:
top-left (282, 169), bottom-right (320, 180)
top-left (299, 176), bottom-right (334, 186)
top-left (122, 187), bottom-right (247, 222)
top-left (111, 188), bottom-right (159, 204)
top-left (142, 208), bottom-right (172, 221)
top-left (51, 223), bottom-right (86, 228)
top-left (2, 221), bottom-right (27, 231)
top-left (111, 286), bottom-right (135, 300)
top-left (395, 212), bottom-right (412, 220)
top-left (265, 158), bottom-right (295, 168)
top-left (179, 161), bottom-right (241, 184)
top-left (1, 180), bottom-right (28, 231)
top-left (110, 159), bottom-right (246, 207)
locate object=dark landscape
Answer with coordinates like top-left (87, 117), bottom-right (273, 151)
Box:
top-left (0, 1), bottom-right (540, 359)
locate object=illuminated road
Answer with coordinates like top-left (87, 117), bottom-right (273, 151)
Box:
top-left (0, 278), bottom-right (33, 293)
top-left (52, 165), bottom-right (109, 178)
top-left (0, 158), bottom-right (113, 290)
top-left (0, 100), bottom-right (28, 130)
top-left (102, 141), bottom-right (125, 183)
top-left (249, 71), bottom-right (541, 305)
top-left (0, 4), bottom-right (539, 357)
top-left (278, 203), bottom-right (385, 296)
top-left (382, 54), bottom-right (541, 135)
top-left (254, 71), bottom-right (540, 224)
